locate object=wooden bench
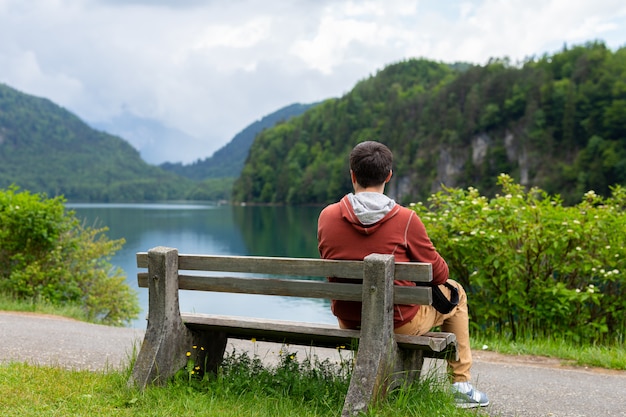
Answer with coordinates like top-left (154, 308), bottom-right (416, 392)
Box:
top-left (129, 246), bottom-right (457, 417)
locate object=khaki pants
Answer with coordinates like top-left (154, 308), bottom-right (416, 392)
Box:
top-left (394, 279), bottom-right (472, 383)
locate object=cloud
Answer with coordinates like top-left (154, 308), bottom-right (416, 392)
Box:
top-left (1, 0), bottom-right (625, 162)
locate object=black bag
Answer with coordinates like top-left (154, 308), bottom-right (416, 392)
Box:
top-left (416, 281), bottom-right (459, 314)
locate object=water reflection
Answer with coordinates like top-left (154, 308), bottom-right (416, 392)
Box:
top-left (232, 205), bottom-right (322, 258)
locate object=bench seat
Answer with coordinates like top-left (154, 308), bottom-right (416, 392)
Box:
top-left (182, 313), bottom-right (457, 356)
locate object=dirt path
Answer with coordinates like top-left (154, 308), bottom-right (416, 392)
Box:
top-left (2, 311), bottom-right (625, 416)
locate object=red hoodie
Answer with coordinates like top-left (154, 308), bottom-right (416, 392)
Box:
top-left (317, 194), bottom-right (449, 328)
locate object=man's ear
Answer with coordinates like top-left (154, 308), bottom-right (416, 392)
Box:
top-left (350, 170), bottom-right (357, 184)
top-left (385, 170), bottom-right (393, 183)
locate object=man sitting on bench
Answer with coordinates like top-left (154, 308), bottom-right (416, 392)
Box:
top-left (317, 140), bottom-right (489, 409)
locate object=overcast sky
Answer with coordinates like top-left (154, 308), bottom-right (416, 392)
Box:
top-left (2, 0), bottom-right (626, 162)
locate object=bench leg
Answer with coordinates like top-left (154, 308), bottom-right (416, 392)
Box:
top-left (343, 341), bottom-right (400, 416)
top-left (129, 317), bottom-right (195, 389)
top-left (129, 247), bottom-right (195, 389)
top-left (342, 254), bottom-right (400, 416)
top-left (188, 330), bottom-right (228, 376)
top-left (393, 349), bottom-right (424, 388)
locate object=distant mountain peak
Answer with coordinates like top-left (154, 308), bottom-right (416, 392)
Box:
top-left (89, 112), bottom-right (207, 165)
top-left (159, 102), bottom-right (319, 180)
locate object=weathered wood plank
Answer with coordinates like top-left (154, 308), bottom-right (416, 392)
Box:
top-left (138, 253), bottom-right (364, 277)
top-left (396, 332), bottom-right (458, 359)
top-left (183, 313), bottom-right (359, 349)
top-left (181, 313), bottom-right (454, 358)
top-left (136, 253), bottom-right (432, 282)
top-left (137, 273), bottom-right (433, 305)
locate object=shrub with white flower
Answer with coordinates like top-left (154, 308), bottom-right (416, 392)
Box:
top-left (411, 174), bottom-right (626, 345)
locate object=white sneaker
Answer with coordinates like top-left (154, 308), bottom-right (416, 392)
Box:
top-left (451, 382), bottom-right (489, 408)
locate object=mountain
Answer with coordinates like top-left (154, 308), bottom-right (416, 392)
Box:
top-left (160, 102), bottom-right (318, 180)
top-left (0, 83), bottom-right (192, 202)
top-left (232, 41), bottom-right (626, 206)
top-left (5, 41), bottom-right (624, 206)
top-left (90, 112), bottom-right (206, 165)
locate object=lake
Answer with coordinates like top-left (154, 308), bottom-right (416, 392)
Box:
top-left (69, 203), bottom-right (337, 329)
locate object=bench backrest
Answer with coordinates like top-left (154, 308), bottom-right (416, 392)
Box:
top-left (136, 251), bottom-right (434, 305)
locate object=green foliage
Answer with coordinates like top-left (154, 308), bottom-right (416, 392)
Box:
top-left (411, 174), bottom-right (626, 344)
top-left (0, 186), bottom-right (139, 325)
top-left (185, 177), bottom-right (235, 201)
top-left (233, 42), bottom-right (626, 205)
top-left (170, 345), bottom-right (351, 415)
top-left (206, 348), bottom-right (351, 408)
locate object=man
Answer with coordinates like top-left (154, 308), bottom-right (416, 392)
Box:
top-left (317, 141), bottom-right (489, 408)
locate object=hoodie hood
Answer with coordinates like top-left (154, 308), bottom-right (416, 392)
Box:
top-left (341, 192), bottom-right (399, 234)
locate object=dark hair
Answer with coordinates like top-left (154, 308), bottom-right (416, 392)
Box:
top-left (349, 141), bottom-right (393, 188)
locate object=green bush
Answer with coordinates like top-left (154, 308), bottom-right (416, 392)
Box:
top-left (0, 186), bottom-right (139, 325)
top-left (412, 174), bottom-right (625, 344)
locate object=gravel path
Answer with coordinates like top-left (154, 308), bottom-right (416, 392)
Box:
top-left (2, 311), bottom-right (625, 416)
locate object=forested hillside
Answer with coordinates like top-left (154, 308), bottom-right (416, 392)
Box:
top-left (161, 102), bottom-right (318, 180)
top-left (232, 41), bottom-right (626, 205)
top-left (0, 84), bottom-right (192, 201)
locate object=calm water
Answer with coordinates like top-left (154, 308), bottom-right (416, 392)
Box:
top-left (69, 203), bottom-right (336, 329)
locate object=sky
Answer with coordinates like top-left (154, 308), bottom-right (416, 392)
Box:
top-left (1, 0), bottom-right (626, 163)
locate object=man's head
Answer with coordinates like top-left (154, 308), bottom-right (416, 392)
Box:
top-left (349, 141), bottom-right (393, 188)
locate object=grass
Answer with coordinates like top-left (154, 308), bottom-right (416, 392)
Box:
top-left (0, 347), bottom-right (487, 417)
top-left (0, 293), bottom-right (89, 322)
top-left (472, 333), bottom-right (626, 371)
